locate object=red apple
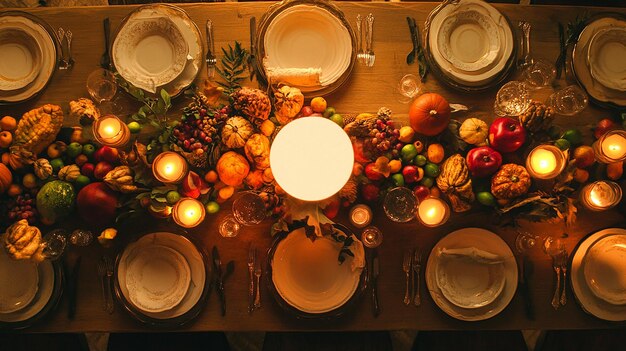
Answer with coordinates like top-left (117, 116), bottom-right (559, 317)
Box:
top-left (364, 163), bottom-right (384, 181)
top-left (413, 185), bottom-right (430, 202)
top-left (488, 117), bottom-right (526, 153)
top-left (322, 199), bottom-right (340, 219)
top-left (573, 145), bottom-right (595, 168)
top-left (594, 118), bottom-right (618, 139)
top-left (94, 161), bottom-right (113, 180)
top-left (81, 163), bottom-right (95, 178)
top-left (402, 165), bottom-right (420, 184)
top-left (181, 171), bottom-right (210, 199)
top-left (75, 154), bottom-right (88, 167)
top-left (466, 146), bottom-right (503, 178)
top-left (300, 106), bottom-right (313, 117)
top-left (94, 146), bottom-right (119, 163)
top-left (76, 182), bottom-right (119, 226)
top-left (361, 183), bottom-right (380, 202)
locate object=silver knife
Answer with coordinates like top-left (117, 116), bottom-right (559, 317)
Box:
top-left (248, 17), bottom-right (256, 77)
top-left (372, 251), bottom-right (380, 317)
top-left (212, 246), bottom-right (226, 316)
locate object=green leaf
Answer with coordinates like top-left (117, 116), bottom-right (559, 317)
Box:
top-left (160, 89), bottom-right (171, 107)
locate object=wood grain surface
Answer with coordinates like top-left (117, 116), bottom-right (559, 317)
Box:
top-left (1, 2), bottom-right (626, 332)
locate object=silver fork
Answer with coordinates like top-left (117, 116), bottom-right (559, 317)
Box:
top-left (96, 258), bottom-right (108, 312)
top-left (364, 13), bottom-right (375, 67)
top-left (254, 260), bottom-right (262, 309)
top-left (550, 251), bottom-right (561, 310)
top-left (356, 14), bottom-right (365, 65)
top-left (559, 247), bottom-right (568, 306)
top-left (66, 30), bottom-right (75, 68)
top-left (56, 27), bottom-right (68, 69)
top-left (403, 251), bottom-right (411, 305)
top-left (103, 256), bottom-right (115, 314)
top-left (413, 249), bottom-right (422, 306)
top-left (248, 245), bottom-right (256, 314)
top-left (205, 20), bottom-right (217, 80)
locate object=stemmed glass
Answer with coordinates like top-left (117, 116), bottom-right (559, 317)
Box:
top-left (41, 229), bottom-right (69, 260)
top-left (218, 191), bottom-right (267, 237)
top-left (546, 85), bottom-right (588, 116)
top-left (494, 81), bottom-right (531, 116)
top-left (383, 187), bottom-right (418, 223)
top-left (86, 68), bottom-right (120, 115)
top-left (397, 74), bottom-right (422, 103)
top-left (523, 59), bottom-right (557, 89)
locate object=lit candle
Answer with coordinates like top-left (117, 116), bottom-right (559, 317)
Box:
top-left (580, 181), bottom-right (623, 211)
top-left (172, 198), bottom-right (206, 228)
top-left (417, 197), bottom-right (450, 227)
top-left (152, 151), bottom-right (188, 184)
top-left (601, 133), bottom-right (626, 160)
top-left (92, 115), bottom-right (130, 148)
top-left (525, 145), bottom-right (566, 180)
top-left (361, 226), bottom-right (383, 248)
top-left (349, 204), bottom-right (372, 228)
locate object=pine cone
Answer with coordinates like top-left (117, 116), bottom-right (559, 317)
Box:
top-left (338, 177), bottom-right (358, 204)
top-left (377, 107), bottom-right (392, 119)
top-left (518, 101), bottom-right (554, 133)
top-left (342, 114), bottom-right (357, 125)
top-left (230, 87), bottom-right (271, 124)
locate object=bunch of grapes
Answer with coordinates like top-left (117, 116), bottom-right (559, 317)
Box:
top-left (6, 194), bottom-right (38, 224)
top-left (172, 106), bottom-right (230, 153)
top-left (365, 118), bottom-right (402, 157)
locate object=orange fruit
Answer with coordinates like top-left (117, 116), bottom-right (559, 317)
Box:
top-left (310, 97), bottom-right (327, 113)
top-left (0, 116), bottom-right (17, 132)
top-left (204, 170), bottom-right (219, 183)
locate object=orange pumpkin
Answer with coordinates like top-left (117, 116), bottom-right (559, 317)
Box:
top-left (0, 163), bottom-right (12, 194)
top-left (409, 93), bottom-right (451, 136)
top-left (216, 151), bottom-right (250, 187)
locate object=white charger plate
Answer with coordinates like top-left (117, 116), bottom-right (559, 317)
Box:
top-left (0, 26), bottom-right (41, 91)
top-left (117, 232), bottom-right (206, 320)
top-left (583, 234), bottom-right (626, 305)
top-left (428, 0), bottom-right (514, 87)
top-left (588, 27), bottom-right (626, 92)
top-left (435, 248), bottom-right (506, 309)
top-left (113, 15), bottom-right (189, 93)
top-left (0, 247), bottom-right (39, 314)
top-left (426, 228), bottom-right (518, 321)
top-left (437, 9), bottom-right (500, 73)
top-left (271, 227), bottom-right (363, 314)
top-left (0, 13), bottom-right (57, 104)
top-left (572, 16), bottom-right (626, 108)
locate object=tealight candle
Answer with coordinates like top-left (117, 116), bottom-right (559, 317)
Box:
top-left (417, 197), bottom-right (450, 227)
top-left (361, 226), bottom-right (383, 248)
top-left (152, 151), bottom-right (188, 184)
top-left (92, 115), bottom-right (130, 148)
top-left (172, 198), bottom-right (206, 228)
top-left (349, 204), bottom-right (372, 228)
top-left (580, 180), bottom-right (623, 211)
top-left (525, 145), bottom-right (567, 180)
top-left (594, 130), bottom-right (626, 163)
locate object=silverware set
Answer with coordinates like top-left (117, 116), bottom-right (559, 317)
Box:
top-left (248, 244), bottom-right (262, 314)
top-left (212, 246), bottom-right (235, 316)
top-left (56, 27), bottom-right (75, 70)
top-left (368, 249), bottom-right (380, 317)
top-left (205, 19), bottom-right (217, 80)
top-left (356, 13), bottom-right (375, 67)
top-left (97, 255), bottom-right (114, 314)
top-left (544, 237), bottom-right (568, 310)
top-left (403, 248), bottom-right (422, 307)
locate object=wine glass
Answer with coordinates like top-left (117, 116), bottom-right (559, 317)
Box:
top-left (361, 226), bottom-right (383, 248)
top-left (547, 85), bottom-right (588, 116)
top-left (494, 81), bottom-right (531, 116)
top-left (515, 231), bottom-right (539, 254)
top-left (523, 59), bottom-right (556, 89)
top-left (232, 191), bottom-right (266, 226)
top-left (86, 68), bottom-right (120, 115)
top-left (397, 74), bottom-right (422, 103)
top-left (383, 187), bottom-right (418, 223)
top-left (218, 215), bottom-right (241, 238)
top-left (41, 229), bottom-right (68, 260)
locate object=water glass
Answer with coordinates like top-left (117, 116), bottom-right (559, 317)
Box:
top-left (397, 74), bottom-right (422, 103)
top-left (383, 187), bottom-right (418, 223)
top-left (547, 85), bottom-right (588, 116)
top-left (86, 68), bottom-right (117, 103)
top-left (361, 226), bottom-right (383, 249)
top-left (41, 229), bottom-right (68, 260)
top-left (494, 81), bottom-right (531, 116)
top-left (232, 191), bottom-right (266, 226)
top-left (218, 215), bottom-right (241, 238)
top-left (523, 59), bottom-right (556, 89)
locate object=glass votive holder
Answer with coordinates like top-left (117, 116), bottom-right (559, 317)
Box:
top-left (525, 144), bottom-right (567, 180)
top-left (361, 226), bottom-right (383, 249)
top-left (579, 180), bottom-right (623, 211)
top-left (349, 204), bottom-right (373, 229)
top-left (417, 196), bottom-right (450, 227)
top-left (172, 197), bottom-right (206, 228)
top-left (593, 129), bottom-right (626, 164)
top-left (151, 151), bottom-right (188, 184)
top-left (218, 215), bottom-right (241, 238)
top-left (92, 115), bottom-right (130, 148)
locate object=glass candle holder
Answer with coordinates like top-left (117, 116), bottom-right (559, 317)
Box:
top-left (152, 151), bottom-right (188, 184)
top-left (349, 204), bottom-right (373, 228)
top-left (593, 130), bottom-right (626, 164)
top-left (579, 181), bottom-right (623, 211)
top-left (172, 198), bottom-right (206, 228)
top-left (361, 226), bottom-right (383, 249)
top-left (92, 115), bottom-right (130, 148)
top-left (417, 196), bottom-right (450, 227)
top-left (525, 144), bottom-right (567, 180)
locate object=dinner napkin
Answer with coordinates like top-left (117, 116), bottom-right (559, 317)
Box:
top-left (265, 65), bottom-right (322, 87)
top-left (438, 247), bottom-right (504, 264)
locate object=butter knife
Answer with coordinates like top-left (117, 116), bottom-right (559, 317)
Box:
top-left (212, 246), bottom-right (226, 316)
top-left (371, 250), bottom-right (380, 317)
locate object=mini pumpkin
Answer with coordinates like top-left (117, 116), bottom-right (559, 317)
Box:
top-left (274, 85), bottom-right (304, 125)
top-left (436, 154), bottom-right (474, 212)
top-left (221, 116), bottom-right (254, 149)
top-left (244, 134), bottom-right (271, 170)
top-left (34, 158), bottom-right (53, 180)
top-left (0, 163), bottom-right (12, 194)
top-left (409, 93), bottom-right (451, 136)
top-left (459, 118), bottom-right (489, 146)
top-left (491, 164), bottom-right (532, 200)
top-left (69, 98), bottom-right (101, 126)
top-left (216, 151), bottom-right (250, 187)
top-left (58, 164), bottom-right (81, 182)
top-left (3, 219), bottom-right (45, 262)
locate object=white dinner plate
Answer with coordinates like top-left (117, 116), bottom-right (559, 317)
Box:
top-left (0, 26), bottom-right (41, 91)
top-left (0, 249), bottom-right (54, 323)
top-left (271, 227), bottom-right (364, 314)
top-left (588, 27), bottom-right (626, 92)
top-left (0, 14), bottom-right (57, 104)
top-left (113, 15), bottom-right (189, 93)
top-left (437, 9), bottom-right (500, 73)
top-left (426, 228), bottom-right (518, 321)
top-left (0, 247), bottom-right (39, 314)
top-left (572, 228), bottom-right (626, 321)
top-left (427, 0), bottom-right (514, 87)
top-left (573, 16), bottom-right (626, 108)
top-left (435, 247), bottom-right (506, 309)
top-left (117, 232), bottom-right (206, 320)
top-left (261, 4), bottom-right (353, 93)
top-left (583, 233), bottom-right (626, 305)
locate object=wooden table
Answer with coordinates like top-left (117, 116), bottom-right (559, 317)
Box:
top-left (2, 2), bottom-right (626, 332)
